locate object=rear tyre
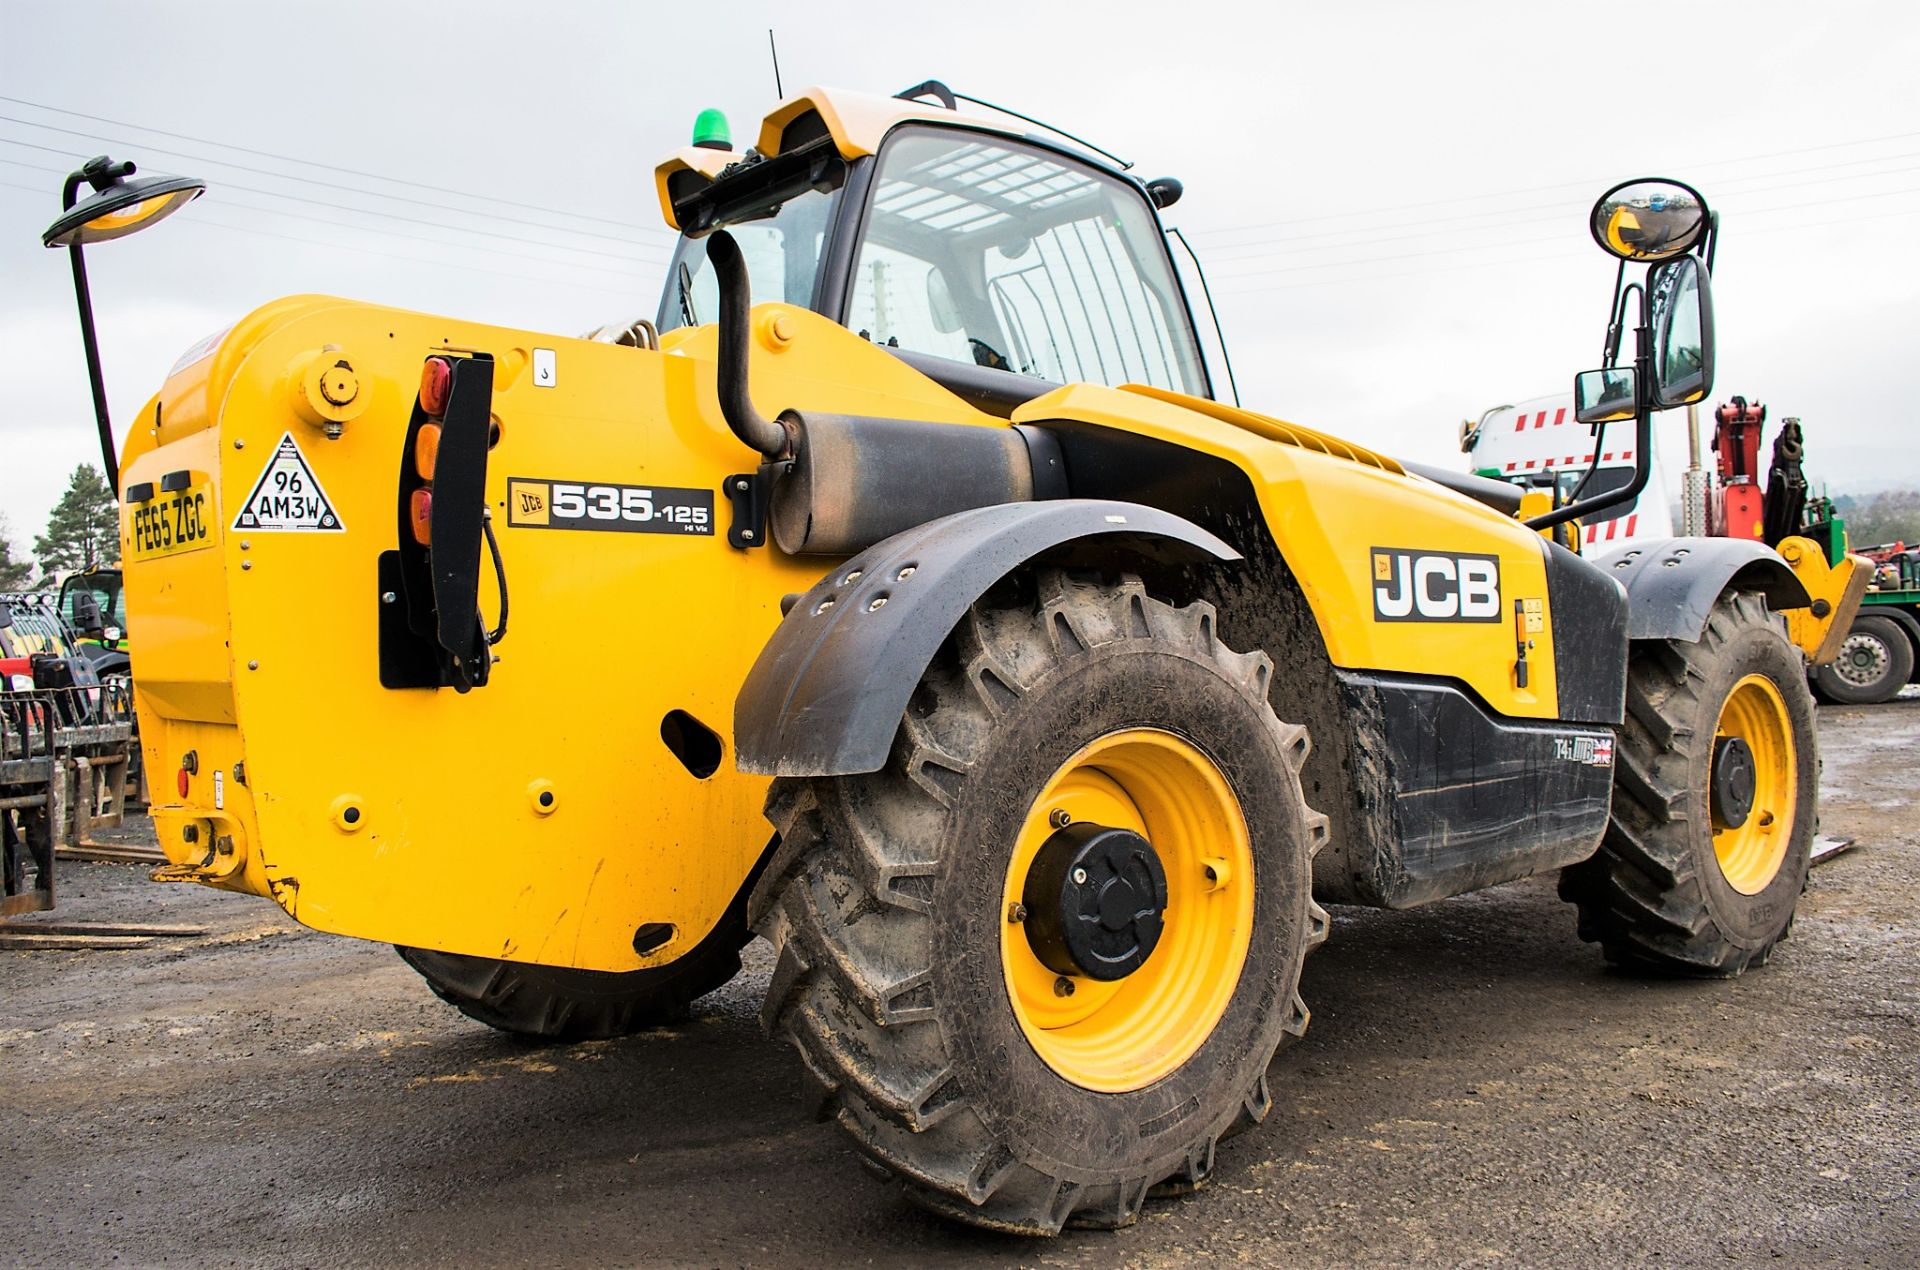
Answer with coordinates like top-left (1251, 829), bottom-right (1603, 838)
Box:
top-left (1809, 613), bottom-right (1912, 705)
top-left (1560, 590), bottom-right (1817, 975)
top-left (398, 917), bottom-right (750, 1040)
top-left (750, 571), bottom-right (1328, 1234)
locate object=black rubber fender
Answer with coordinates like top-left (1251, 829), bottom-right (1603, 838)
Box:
top-left (733, 499), bottom-right (1239, 777)
top-left (1599, 537), bottom-right (1810, 643)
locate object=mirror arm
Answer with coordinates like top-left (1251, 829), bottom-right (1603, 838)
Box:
top-left (1604, 278), bottom-right (1640, 369)
top-left (1564, 434), bottom-right (1607, 508)
top-left (1525, 403), bottom-right (1652, 533)
top-left (1601, 260), bottom-right (1627, 366)
top-left (1528, 307), bottom-right (1655, 533)
top-left (1703, 210), bottom-right (1720, 273)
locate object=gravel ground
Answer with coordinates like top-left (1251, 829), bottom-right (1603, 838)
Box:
top-left (2, 700), bottom-right (1915, 1268)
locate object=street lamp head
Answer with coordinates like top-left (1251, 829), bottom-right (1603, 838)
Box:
top-left (42, 156), bottom-right (204, 248)
top-left (41, 155), bottom-right (208, 490)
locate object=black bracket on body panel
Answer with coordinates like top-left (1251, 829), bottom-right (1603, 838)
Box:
top-left (733, 499), bottom-right (1240, 777)
top-left (1602, 536), bottom-right (1810, 643)
top-left (724, 461), bottom-right (789, 550)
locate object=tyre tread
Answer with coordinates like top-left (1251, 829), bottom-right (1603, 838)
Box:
top-left (1561, 590), bottom-right (1814, 976)
top-left (754, 569), bottom-right (1326, 1232)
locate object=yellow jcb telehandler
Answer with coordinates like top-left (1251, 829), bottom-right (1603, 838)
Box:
top-left (43, 82), bottom-right (1861, 1233)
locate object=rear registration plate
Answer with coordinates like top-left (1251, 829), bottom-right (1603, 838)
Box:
top-left (129, 482), bottom-right (215, 561)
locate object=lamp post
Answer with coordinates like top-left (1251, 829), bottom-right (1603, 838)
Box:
top-left (42, 156), bottom-right (205, 490)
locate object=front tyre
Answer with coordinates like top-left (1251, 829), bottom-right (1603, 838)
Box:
top-left (750, 571), bottom-right (1328, 1233)
top-left (1561, 590), bottom-right (1818, 975)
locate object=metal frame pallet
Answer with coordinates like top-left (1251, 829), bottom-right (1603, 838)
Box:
top-left (0, 682), bottom-right (135, 917)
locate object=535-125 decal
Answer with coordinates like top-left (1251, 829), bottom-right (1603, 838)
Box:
top-left (506, 478), bottom-right (713, 536)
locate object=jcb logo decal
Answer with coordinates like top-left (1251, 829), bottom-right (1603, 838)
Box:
top-left (1371, 548), bottom-right (1502, 623)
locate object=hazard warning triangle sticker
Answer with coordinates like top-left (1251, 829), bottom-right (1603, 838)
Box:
top-left (231, 433), bottom-right (345, 532)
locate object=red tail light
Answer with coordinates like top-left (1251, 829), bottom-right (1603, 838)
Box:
top-left (176, 767), bottom-right (190, 798)
top-left (419, 357), bottom-right (453, 416)
top-left (409, 488), bottom-right (433, 545)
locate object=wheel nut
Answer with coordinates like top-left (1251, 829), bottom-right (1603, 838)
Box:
top-left (1049, 808), bottom-right (1071, 828)
top-left (1053, 976), bottom-right (1075, 997)
top-left (1071, 866), bottom-right (1089, 885)
top-left (1007, 902), bottom-right (1027, 924)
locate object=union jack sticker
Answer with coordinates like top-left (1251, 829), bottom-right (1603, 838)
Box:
top-left (1554, 735), bottom-right (1615, 766)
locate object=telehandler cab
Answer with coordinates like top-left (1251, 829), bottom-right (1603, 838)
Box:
top-left (51, 83), bottom-right (1857, 1233)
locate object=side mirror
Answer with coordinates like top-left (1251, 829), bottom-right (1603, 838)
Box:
top-left (1649, 254), bottom-right (1715, 409)
top-left (1590, 178), bottom-right (1709, 262)
top-left (70, 591), bottom-right (104, 635)
top-left (1574, 367), bottom-right (1638, 425)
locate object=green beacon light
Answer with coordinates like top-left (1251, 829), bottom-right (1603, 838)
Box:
top-left (691, 109), bottom-right (732, 152)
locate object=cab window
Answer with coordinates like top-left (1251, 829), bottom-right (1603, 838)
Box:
top-left (657, 183), bottom-right (841, 334)
top-left (845, 127), bottom-right (1206, 395)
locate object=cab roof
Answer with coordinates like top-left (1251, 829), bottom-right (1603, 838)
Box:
top-left (652, 85), bottom-right (1053, 234)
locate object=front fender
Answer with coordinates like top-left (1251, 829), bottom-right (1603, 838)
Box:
top-left (1604, 537), bottom-right (1811, 642)
top-left (733, 499), bottom-right (1238, 777)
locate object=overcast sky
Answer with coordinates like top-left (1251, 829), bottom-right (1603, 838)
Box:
top-left (3, 0), bottom-right (1916, 564)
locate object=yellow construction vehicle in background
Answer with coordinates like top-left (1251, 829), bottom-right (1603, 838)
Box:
top-left (44, 83), bottom-right (1857, 1233)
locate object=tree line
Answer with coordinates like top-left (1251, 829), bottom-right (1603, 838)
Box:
top-left (1831, 490), bottom-right (1920, 551)
top-left (0, 464), bottom-right (119, 590)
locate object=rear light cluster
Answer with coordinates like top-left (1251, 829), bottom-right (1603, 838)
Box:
top-left (383, 348), bottom-right (501, 692)
top-left (409, 356), bottom-right (454, 545)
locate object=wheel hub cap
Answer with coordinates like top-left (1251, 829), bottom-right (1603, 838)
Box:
top-left (1838, 633), bottom-right (1889, 686)
top-left (1711, 735), bottom-right (1756, 829)
top-left (1023, 822), bottom-right (1168, 980)
top-left (999, 728), bottom-right (1256, 1093)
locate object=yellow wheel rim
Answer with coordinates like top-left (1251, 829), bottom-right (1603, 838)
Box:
top-left (1712, 674), bottom-right (1797, 895)
top-left (1000, 729), bottom-right (1253, 1093)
